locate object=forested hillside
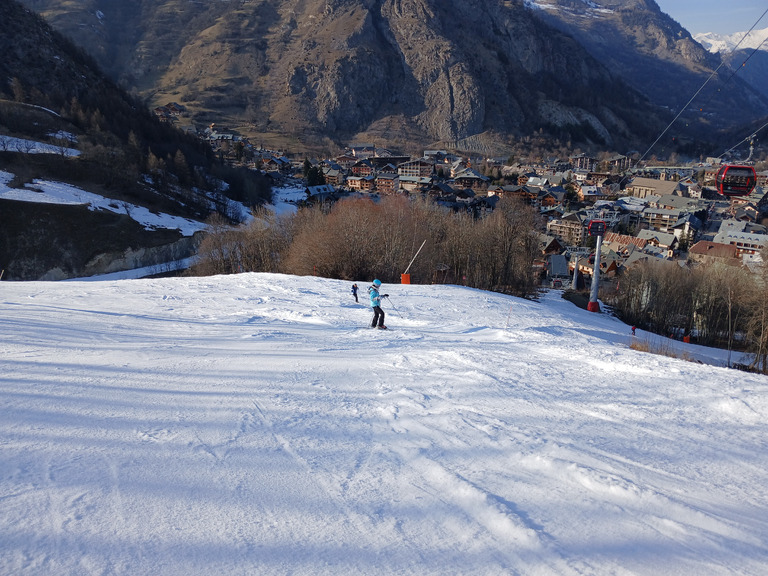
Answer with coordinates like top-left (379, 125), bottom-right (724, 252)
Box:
top-left (0, 0), bottom-right (270, 280)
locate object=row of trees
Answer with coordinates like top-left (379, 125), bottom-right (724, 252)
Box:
top-left (604, 258), bottom-right (768, 371)
top-left (191, 195), bottom-right (542, 298)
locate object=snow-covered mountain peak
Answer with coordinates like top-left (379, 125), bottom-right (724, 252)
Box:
top-left (695, 26), bottom-right (768, 53)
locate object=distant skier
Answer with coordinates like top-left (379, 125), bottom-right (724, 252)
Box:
top-left (368, 279), bottom-right (388, 329)
top-left (351, 283), bottom-right (359, 303)
top-left (631, 325), bottom-right (636, 336)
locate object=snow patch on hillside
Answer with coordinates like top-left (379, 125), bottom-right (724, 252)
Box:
top-left (0, 169), bottom-right (206, 236)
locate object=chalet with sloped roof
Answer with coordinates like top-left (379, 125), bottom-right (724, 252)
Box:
top-left (351, 159), bottom-right (375, 177)
top-left (375, 174), bottom-right (399, 195)
top-left (578, 185), bottom-right (605, 202)
top-left (399, 176), bottom-right (433, 192)
top-left (651, 195), bottom-right (699, 211)
top-left (603, 231), bottom-right (648, 252)
top-left (527, 176), bottom-right (550, 188)
top-left (713, 229), bottom-right (768, 257)
top-left (688, 241), bottom-right (740, 265)
top-left (335, 153), bottom-right (357, 170)
top-left (539, 234), bottom-right (565, 255)
top-left (626, 177), bottom-right (680, 199)
top-left (346, 175), bottom-right (375, 191)
top-left (637, 230), bottom-right (678, 257)
top-left (425, 182), bottom-right (457, 200)
top-left (349, 144), bottom-right (376, 159)
top-left (322, 167), bottom-right (344, 186)
top-left (453, 168), bottom-right (489, 190)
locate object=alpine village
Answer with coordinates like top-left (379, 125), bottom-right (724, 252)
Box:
top-left (4, 0), bottom-right (768, 372)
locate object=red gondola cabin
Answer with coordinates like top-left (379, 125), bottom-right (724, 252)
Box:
top-left (716, 164), bottom-right (757, 197)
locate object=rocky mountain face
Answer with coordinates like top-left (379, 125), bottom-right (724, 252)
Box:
top-left (17, 0), bottom-right (768, 155)
top-left (528, 0), bottom-right (768, 143)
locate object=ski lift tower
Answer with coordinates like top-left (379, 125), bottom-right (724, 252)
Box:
top-left (587, 220), bottom-right (607, 313)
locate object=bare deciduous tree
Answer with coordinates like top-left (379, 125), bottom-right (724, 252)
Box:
top-left (194, 195), bottom-right (541, 298)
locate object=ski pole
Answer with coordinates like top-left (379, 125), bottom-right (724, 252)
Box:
top-left (384, 295), bottom-right (400, 317)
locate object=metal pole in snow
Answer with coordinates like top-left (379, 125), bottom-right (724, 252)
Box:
top-left (403, 239), bottom-right (427, 275)
top-left (571, 256), bottom-right (579, 290)
top-left (588, 234), bottom-right (603, 312)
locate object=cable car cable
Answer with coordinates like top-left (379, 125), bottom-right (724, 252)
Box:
top-left (719, 35), bottom-right (768, 88)
top-left (637, 7), bottom-right (768, 165)
top-left (719, 120), bottom-right (768, 160)
top-left (697, 34), bottom-right (768, 137)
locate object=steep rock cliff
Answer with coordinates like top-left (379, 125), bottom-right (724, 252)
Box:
top-left (24, 0), bottom-right (750, 153)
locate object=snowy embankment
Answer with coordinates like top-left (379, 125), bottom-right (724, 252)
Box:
top-left (0, 134), bottom-right (80, 157)
top-left (0, 170), bottom-right (206, 237)
top-left (1, 274), bottom-right (767, 575)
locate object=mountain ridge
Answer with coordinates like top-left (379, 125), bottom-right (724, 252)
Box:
top-left (9, 0), bottom-right (675, 154)
top-left (693, 26), bottom-right (768, 102)
top-left (14, 0), bottom-right (768, 156)
top-left (695, 27), bottom-right (768, 54)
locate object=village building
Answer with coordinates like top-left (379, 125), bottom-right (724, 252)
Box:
top-left (538, 189), bottom-right (563, 208)
top-left (399, 176), bottom-right (433, 192)
top-left (636, 230), bottom-right (678, 258)
top-left (452, 168), bottom-right (489, 190)
top-left (642, 206), bottom-right (682, 233)
top-left (348, 144), bottom-right (376, 159)
top-left (350, 159), bottom-right (375, 177)
top-left (539, 234), bottom-right (565, 256)
top-left (577, 184), bottom-right (606, 203)
top-left (346, 175), bottom-right (375, 192)
top-left (304, 185), bottom-right (339, 206)
top-left (605, 154), bottom-right (631, 172)
top-left (263, 156), bottom-right (291, 172)
top-left (335, 153), bottom-right (357, 170)
top-left (651, 194), bottom-right (699, 211)
top-left (713, 229), bottom-right (768, 257)
top-left (322, 167), bottom-right (344, 186)
top-left (527, 176), bottom-right (550, 188)
top-left (369, 156), bottom-right (410, 171)
top-left (547, 212), bottom-right (586, 245)
top-left (374, 174), bottom-right (399, 195)
top-left (398, 159), bottom-right (434, 179)
top-left (603, 231), bottom-right (648, 253)
top-left (625, 177), bottom-right (680, 199)
top-left (688, 241), bottom-right (740, 265)
top-left (570, 153), bottom-right (597, 171)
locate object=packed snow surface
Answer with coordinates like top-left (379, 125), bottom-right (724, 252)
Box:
top-left (1, 273), bottom-right (767, 575)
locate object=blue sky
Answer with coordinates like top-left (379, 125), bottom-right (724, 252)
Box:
top-left (655, 1), bottom-right (768, 35)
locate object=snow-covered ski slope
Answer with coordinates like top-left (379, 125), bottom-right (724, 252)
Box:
top-left (2, 273), bottom-right (767, 575)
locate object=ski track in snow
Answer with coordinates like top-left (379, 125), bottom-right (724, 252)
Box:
top-left (1, 273), bottom-right (768, 575)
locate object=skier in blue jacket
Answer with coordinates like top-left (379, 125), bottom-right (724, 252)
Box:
top-left (368, 279), bottom-right (388, 329)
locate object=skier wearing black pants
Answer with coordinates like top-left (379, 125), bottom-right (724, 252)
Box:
top-left (368, 279), bottom-right (388, 329)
